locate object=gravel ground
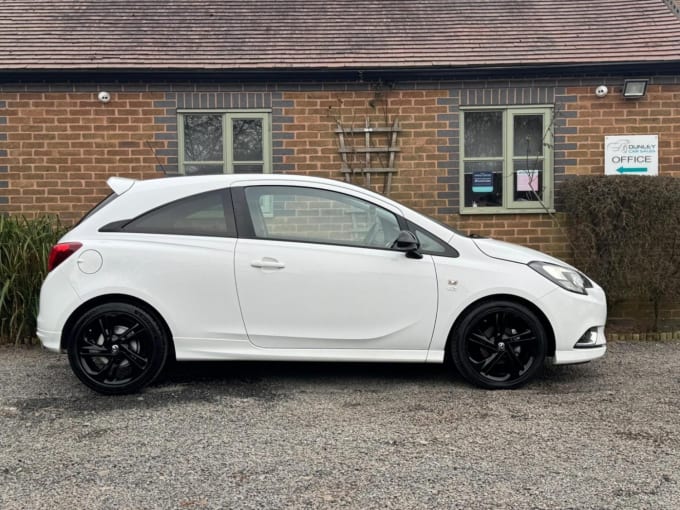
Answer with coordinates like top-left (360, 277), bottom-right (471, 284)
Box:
top-left (0, 341), bottom-right (679, 510)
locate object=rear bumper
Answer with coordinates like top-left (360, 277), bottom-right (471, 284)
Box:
top-left (36, 263), bottom-right (82, 353)
top-left (37, 328), bottom-right (62, 353)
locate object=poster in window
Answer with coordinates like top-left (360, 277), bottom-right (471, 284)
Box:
top-left (516, 170), bottom-right (539, 192)
top-left (472, 172), bottom-right (494, 193)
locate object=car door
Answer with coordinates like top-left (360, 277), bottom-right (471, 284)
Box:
top-left (232, 183), bottom-right (438, 350)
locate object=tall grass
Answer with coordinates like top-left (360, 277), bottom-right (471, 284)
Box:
top-left (0, 215), bottom-right (66, 345)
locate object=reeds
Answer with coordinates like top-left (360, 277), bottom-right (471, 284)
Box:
top-left (0, 215), bottom-right (66, 344)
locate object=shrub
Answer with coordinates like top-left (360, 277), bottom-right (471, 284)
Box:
top-left (562, 175), bottom-right (680, 330)
top-left (0, 215), bottom-right (66, 344)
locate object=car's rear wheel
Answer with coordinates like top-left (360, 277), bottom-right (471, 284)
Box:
top-left (67, 302), bottom-right (169, 395)
top-left (450, 300), bottom-right (547, 389)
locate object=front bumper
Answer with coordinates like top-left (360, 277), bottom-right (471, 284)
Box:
top-left (539, 286), bottom-right (607, 365)
top-left (552, 344), bottom-right (607, 364)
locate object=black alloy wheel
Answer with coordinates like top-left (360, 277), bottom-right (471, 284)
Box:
top-left (67, 302), bottom-right (169, 395)
top-left (451, 301), bottom-right (547, 389)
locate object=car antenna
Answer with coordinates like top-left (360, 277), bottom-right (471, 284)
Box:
top-left (145, 140), bottom-right (169, 176)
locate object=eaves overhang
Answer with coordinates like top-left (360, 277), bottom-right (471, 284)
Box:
top-left (1, 61), bottom-right (679, 84)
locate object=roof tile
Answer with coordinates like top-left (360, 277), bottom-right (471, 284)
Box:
top-left (1, 0), bottom-right (679, 70)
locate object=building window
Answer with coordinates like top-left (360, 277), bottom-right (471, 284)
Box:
top-left (178, 111), bottom-right (271, 175)
top-left (460, 107), bottom-right (553, 213)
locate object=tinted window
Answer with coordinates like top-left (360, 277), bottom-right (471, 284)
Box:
top-left (413, 227), bottom-right (448, 254)
top-left (124, 190), bottom-right (235, 237)
top-left (405, 220), bottom-right (458, 257)
top-left (76, 193), bottom-right (118, 226)
top-left (244, 186), bottom-right (401, 249)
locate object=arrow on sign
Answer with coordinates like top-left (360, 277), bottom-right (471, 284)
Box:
top-left (616, 167), bottom-right (648, 174)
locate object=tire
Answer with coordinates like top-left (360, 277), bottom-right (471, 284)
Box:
top-left (67, 302), bottom-right (169, 395)
top-left (450, 300), bottom-right (547, 389)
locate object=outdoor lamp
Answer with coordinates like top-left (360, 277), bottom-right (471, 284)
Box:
top-left (622, 79), bottom-right (648, 98)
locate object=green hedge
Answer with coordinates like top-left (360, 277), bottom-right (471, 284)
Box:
top-left (562, 175), bottom-right (680, 329)
top-left (0, 215), bottom-right (66, 344)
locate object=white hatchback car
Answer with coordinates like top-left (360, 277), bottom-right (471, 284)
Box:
top-left (38, 174), bottom-right (606, 394)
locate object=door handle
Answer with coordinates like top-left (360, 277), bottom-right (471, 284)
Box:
top-left (250, 257), bottom-right (285, 269)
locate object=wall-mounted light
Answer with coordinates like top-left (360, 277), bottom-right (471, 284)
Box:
top-left (622, 79), bottom-right (648, 99)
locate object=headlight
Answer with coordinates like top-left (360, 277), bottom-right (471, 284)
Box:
top-left (528, 261), bottom-right (591, 295)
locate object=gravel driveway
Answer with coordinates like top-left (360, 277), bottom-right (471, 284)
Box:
top-left (1, 340), bottom-right (678, 509)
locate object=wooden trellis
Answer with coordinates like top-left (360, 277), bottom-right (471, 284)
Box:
top-left (335, 117), bottom-right (401, 195)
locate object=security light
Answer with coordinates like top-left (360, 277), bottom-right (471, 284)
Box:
top-left (622, 79), bottom-right (648, 98)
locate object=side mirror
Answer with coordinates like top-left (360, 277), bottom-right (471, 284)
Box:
top-left (391, 230), bottom-right (423, 259)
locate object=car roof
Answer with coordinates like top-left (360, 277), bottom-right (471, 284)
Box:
top-left (109, 173), bottom-right (353, 193)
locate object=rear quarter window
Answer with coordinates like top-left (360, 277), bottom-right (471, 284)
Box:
top-left (76, 193), bottom-right (119, 226)
top-left (121, 189), bottom-right (236, 237)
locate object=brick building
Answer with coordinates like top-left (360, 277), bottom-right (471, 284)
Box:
top-left (1, 0), bottom-right (680, 320)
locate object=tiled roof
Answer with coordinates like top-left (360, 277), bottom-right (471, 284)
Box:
top-left (1, 0), bottom-right (680, 71)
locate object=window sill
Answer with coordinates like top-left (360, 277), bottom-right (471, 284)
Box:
top-left (459, 207), bottom-right (555, 215)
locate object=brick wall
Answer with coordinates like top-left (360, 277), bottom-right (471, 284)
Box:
top-left (277, 89), bottom-right (450, 220)
top-left (0, 92), bottom-right (170, 223)
top-left (1, 77), bottom-right (679, 321)
top-left (562, 84), bottom-right (680, 177)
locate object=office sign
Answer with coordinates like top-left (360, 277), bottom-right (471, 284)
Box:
top-left (604, 135), bottom-right (658, 176)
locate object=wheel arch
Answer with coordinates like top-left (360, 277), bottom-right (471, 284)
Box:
top-left (445, 294), bottom-right (556, 360)
top-left (60, 294), bottom-right (176, 361)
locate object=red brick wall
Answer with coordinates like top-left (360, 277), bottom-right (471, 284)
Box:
top-left (563, 84), bottom-right (680, 177)
top-left (278, 90), bottom-right (450, 219)
top-left (1, 82), bottom-right (679, 323)
top-left (0, 92), bottom-right (169, 223)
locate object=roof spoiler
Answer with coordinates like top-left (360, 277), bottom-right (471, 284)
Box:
top-left (107, 177), bottom-right (136, 195)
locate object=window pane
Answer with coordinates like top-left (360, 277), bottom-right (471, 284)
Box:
top-left (244, 186), bottom-right (400, 248)
top-left (464, 111), bottom-right (502, 158)
top-left (183, 115), bottom-right (223, 162)
top-left (184, 164), bottom-right (224, 175)
top-left (413, 227), bottom-right (447, 254)
top-left (463, 161), bottom-right (503, 208)
top-left (513, 115), bottom-right (544, 157)
top-left (233, 164), bottom-right (263, 174)
top-left (513, 160), bottom-right (543, 202)
top-left (233, 119), bottom-right (263, 161)
top-left (124, 190), bottom-right (235, 237)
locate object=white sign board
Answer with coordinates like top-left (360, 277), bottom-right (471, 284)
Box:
top-left (604, 135), bottom-right (658, 176)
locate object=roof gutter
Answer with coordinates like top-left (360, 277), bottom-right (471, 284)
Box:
top-left (1, 61), bottom-right (679, 84)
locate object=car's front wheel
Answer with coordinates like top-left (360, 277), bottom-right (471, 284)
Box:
top-left (67, 302), bottom-right (169, 395)
top-left (450, 300), bottom-right (547, 389)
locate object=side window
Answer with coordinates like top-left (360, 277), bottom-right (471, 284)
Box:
top-left (413, 228), bottom-right (448, 254)
top-left (124, 190), bottom-right (236, 237)
top-left (244, 186), bottom-right (401, 249)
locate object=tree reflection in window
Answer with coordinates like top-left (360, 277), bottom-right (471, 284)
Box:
top-left (183, 115), bottom-right (223, 162)
top-left (233, 119), bottom-right (263, 161)
top-left (180, 112), bottom-right (269, 175)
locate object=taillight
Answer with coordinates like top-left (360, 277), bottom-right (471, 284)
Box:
top-left (47, 242), bottom-right (83, 272)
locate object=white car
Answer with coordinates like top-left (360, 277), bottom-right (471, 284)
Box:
top-left (37, 174), bottom-right (607, 394)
